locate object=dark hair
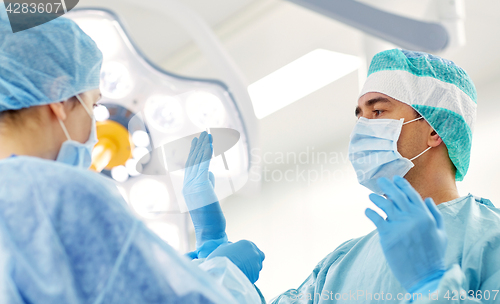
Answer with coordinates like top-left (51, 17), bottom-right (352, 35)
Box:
top-left (0, 108), bottom-right (33, 125)
top-left (0, 98), bottom-right (79, 125)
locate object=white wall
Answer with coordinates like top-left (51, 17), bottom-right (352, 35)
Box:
top-left (456, 76), bottom-right (500, 201)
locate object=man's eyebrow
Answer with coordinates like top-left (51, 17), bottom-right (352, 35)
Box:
top-left (355, 97), bottom-right (392, 117)
top-left (366, 97), bottom-right (391, 106)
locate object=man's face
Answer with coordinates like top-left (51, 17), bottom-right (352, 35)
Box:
top-left (355, 92), bottom-right (430, 163)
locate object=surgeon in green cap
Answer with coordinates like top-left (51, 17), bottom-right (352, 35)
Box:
top-left (268, 49), bottom-right (500, 304)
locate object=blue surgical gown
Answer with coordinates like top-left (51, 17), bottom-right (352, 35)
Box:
top-left (271, 195), bottom-right (500, 303)
top-left (0, 156), bottom-right (261, 304)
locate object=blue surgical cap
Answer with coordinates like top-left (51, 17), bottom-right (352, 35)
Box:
top-left (0, 10), bottom-right (103, 112)
top-left (360, 49), bottom-right (477, 181)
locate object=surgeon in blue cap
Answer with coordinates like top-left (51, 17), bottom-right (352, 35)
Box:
top-left (0, 9), bottom-right (264, 304)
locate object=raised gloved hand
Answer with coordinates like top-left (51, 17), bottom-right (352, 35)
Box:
top-left (207, 240), bottom-right (266, 284)
top-left (365, 176), bottom-right (448, 293)
top-left (183, 132), bottom-right (227, 258)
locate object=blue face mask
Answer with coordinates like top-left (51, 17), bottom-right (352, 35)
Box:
top-left (348, 116), bottom-right (431, 194)
top-left (56, 95), bottom-right (98, 169)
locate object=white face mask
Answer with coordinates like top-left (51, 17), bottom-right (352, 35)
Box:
top-left (55, 94), bottom-right (98, 169)
top-left (348, 116), bottom-right (432, 194)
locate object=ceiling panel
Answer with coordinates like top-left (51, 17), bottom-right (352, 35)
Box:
top-left (78, 0), bottom-right (256, 65)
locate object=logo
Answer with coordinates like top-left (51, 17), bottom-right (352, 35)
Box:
top-left (4, 0), bottom-right (79, 33)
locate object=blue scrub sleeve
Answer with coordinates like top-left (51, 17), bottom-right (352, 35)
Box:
top-left (0, 157), bottom-right (260, 304)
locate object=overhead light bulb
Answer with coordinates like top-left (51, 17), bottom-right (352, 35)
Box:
top-left (186, 92), bottom-right (226, 128)
top-left (93, 104), bottom-right (110, 122)
top-left (132, 130), bottom-right (150, 147)
top-left (100, 61), bottom-right (134, 99)
top-left (111, 165), bottom-right (129, 182)
top-left (144, 95), bottom-right (184, 133)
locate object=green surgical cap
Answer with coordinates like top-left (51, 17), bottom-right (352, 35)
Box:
top-left (0, 8), bottom-right (103, 112)
top-left (360, 49), bottom-right (477, 181)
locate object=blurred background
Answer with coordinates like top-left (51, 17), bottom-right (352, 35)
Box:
top-left (75, 0), bottom-right (500, 300)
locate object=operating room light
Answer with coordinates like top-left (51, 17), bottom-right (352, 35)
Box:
top-left (93, 104), bottom-right (110, 122)
top-left (144, 95), bottom-right (184, 133)
top-left (100, 61), bottom-right (134, 99)
top-left (186, 92), bottom-right (226, 128)
top-left (68, 8), bottom-right (252, 253)
top-left (132, 130), bottom-right (150, 147)
top-left (111, 165), bottom-right (129, 183)
top-left (248, 49), bottom-right (360, 119)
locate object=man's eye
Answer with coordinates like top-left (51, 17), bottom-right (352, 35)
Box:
top-left (373, 110), bottom-right (384, 116)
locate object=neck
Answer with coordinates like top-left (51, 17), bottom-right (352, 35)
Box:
top-left (404, 153), bottom-right (460, 205)
top-left (0, 120), bottom-right (59, 160)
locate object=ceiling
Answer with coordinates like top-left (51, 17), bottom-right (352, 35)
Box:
top-left (78, 0), bottom-right (256, 66)
top-left (78, 0), bottom-right (500, 160)
top-left (76, 0), bottom-right (500, 83)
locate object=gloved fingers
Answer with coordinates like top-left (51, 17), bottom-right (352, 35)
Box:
top-left (186, 132), bottom-right (206, 177)
top-left (207, 240), bottom-right (264, 284)
top-left (198, 137), bottom-right (213, 173)
top-left (235, 240), bottom-right (265, 261)
top-left (369, 193), bottom-right (396, 218)
top-left (425, 197), bottom-right (445, 230)
top-left (192, 132), bottom-right (207, 166)
top-left (248, 242), bottom-right (265, 281)
top-left (258, 247), bottom-right (265, 261)
top-left (248, 240), bottom-right (266, 263)
top-left (185, 137), bottom-right (199, 175)
top-left (365, 208), bottom-right (387, 231)
top-left (188, 132), bottom-right (206, 171)
top-left (377, 177), bottom-right (411, 212)
top-left (208, 171), bottom-right (215, 188)
top-left (393, 176), bottom-right (425, 209)
top-left (192, 132), bottom-right (211, 173)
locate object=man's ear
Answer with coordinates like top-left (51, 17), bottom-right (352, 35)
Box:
top-left (48, 102), bottom-right (68, 121)
top-left (428, 129), bottom-right (443, 148)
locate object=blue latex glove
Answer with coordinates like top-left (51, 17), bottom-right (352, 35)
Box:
top-left (183, 132), bottom-right (228, 258)
top-left (207, 240), bottom-right (265, 284)
top-left (365, 176), bottom-right (448, 293)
